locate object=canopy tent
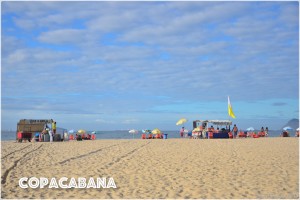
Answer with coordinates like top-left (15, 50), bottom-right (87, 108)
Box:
top-left (193, 120), bottom-right (232, 126)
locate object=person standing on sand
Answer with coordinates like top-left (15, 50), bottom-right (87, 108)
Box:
top-left (180, 127), bottom-right (184, 138)
top-left (199, 125), bottom-right (204, 138)
top-left (52, 121), bottom-right (56, 134)
top-left (49, 130), bottom-right (53, 142)
top-left (265, 127), bottom-right (269, 136)
top-left (232, 124), bottom-right (238, 138)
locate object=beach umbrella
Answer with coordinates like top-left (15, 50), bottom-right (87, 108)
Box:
top-left (176, 118), bottom-right (188, 126)
top-left (129, 129), bottom-right (138, 139)
top-left (68, 129), bottom-right (75, 134)
top-left (152, 128), bottom-right (162, 134)
top-left (283, 126), bottom-right (293, 131)
top-left (78, 129), bottom-right (86, 134)
top-left (193, 127), bottom-right (201, 132)
top-left (192, 128), bottom-right (200, 137)
top-left (142, 129), bottom-right (151, 134)
top-left (246, 127), bottom-right (255, 131)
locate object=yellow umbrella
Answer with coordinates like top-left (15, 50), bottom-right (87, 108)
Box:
top-left (77, 129), bottom-right (86, 134)
top-left (176, 118), bottom-right (188, 126)
top-left (193, 127), bottom-right (201, 132)
top-left (152, 128), bottom-right (162, 134)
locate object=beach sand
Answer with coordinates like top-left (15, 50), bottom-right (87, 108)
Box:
top-left (1, 138), bottom-right (299, 199)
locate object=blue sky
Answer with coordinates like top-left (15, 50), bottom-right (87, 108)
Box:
top-left (1, 1), bottom-right (299, 131)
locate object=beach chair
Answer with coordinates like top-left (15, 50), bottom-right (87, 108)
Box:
top-left (148, 134), bottom-right (153, 139)
top-left (208, 132), bottom-right (213, 139)
top-left (91, 134), bottom-right (96, 140)
top-left (69, 134), bottom-right (74, 140)
top-left (87, 134), bottom-right (91, 140)
top-left (282, 131), bottom-right (289, 137)
top-left (155, 134), bottom-right (161, 139)
top-left (238, 131), bottom-right (246, 138)
top-left (228, 132), bottom-right (233, 139)
top-left (258, 132), bottom-right (265, 137)
top-left (141, 134), bottom-right (146, 139)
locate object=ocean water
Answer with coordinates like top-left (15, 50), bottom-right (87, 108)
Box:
top-left (1, 130), bottom-right (284, 141)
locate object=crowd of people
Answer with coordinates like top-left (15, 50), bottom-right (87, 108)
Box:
top-left (75, 133), bottom-right (92, 141)
top-left (34, 120), bottom-right (71, 142)
top-left (180, 123), bottom-right (300, 138)
top-left (179, 124), bottom-right (275, 139)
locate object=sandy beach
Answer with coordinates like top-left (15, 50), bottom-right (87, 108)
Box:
top-left (1, 138), bottom-right (299, 199)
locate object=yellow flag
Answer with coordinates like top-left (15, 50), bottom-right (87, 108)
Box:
top-left (228, 96), bottom-right (236, 118)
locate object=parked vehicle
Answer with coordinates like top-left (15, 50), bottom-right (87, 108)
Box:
top-left (16, 119), bottom-right (53, 142)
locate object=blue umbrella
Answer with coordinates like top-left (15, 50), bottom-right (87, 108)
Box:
top-left (283, 126), bottom-right (293, 131)
top-left (68, 129), bottom-right (75, 134)
top-left (142, 129), bottom-right (151, 134)
top-left (246, 127), bottom-right (255, 131)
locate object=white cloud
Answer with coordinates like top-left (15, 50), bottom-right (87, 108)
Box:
top-left (121, 119), bottom-right (139, 124)
top-left (1, 1), bottom-right (299, 130)
top-left (38, 29), bottom-right (86, 44)
top-left (95, 119), bottom-right (115, 124)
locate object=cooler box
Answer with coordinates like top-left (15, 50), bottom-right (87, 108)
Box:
top-left (163, 134), bottom-right (168, 139)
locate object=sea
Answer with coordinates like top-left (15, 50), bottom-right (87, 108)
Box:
top-left (1, 130), bottom-right (283, 141)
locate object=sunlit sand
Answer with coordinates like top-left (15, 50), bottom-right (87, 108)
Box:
top-left (1, 138), bottom-right (298, 199)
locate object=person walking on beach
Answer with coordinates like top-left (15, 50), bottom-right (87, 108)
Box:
top-left (265, 127), bottom-right (269, 136)
top-left (180, 127), bottom-right (184, 138)
top-left (49, 130), bottom-right (53, 142)
top-left (52, 121), bottom-right (56, 134)
top-left (232, 124), bottom-right (238, 138)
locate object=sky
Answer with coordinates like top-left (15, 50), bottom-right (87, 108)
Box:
top-left (1, 1), bottom-right (299, 131)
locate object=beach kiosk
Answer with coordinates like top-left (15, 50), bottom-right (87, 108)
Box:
top-left (16, 119), bottom-right (54, 142)
top-left (193, 120), bottom-right (232, 139)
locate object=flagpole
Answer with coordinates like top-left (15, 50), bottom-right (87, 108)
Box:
top-left (228, 96), bottom-right (236, 138)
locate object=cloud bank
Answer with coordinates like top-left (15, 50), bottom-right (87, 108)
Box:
top-left (1, 2), bottom-right (299, 130)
